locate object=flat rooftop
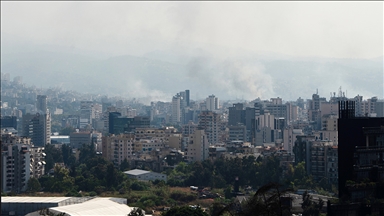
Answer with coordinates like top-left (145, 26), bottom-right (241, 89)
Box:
top-left (50, 197), bottom-right (132, 216)
top-left (124, 169), bottom-right (151, 176)
top-left (1, 196), bottom-right (72, 203)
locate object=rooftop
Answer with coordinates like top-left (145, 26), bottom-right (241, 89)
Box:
top-left (1, 196), bottom-right (72, 203)
top-left (124, 169), bottom-right (151, 176)
top-left (49, 197), bottom-right (133, 216)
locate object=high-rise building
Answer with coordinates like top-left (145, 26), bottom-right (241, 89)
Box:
top-left (185, 90), bottom-right (190, 106)
top-left (337, 100), bottom-right (384, 201)
top-left (206, 95), bottom-right (219, 111)
top-left (1, 116), bottom-right (18, 130)
top-left (293, 136), bottom-right (338, 184)
top-left (228, 103), bottom-right (244, 126)
top-left (171, 95), bottom-right (181, 124)
top-left (79, 101), bottom-right (95, 129)
top-left (36, 95), bottom-right (48, 114)
top-left (1, 134), bottom-right (45, 193)
top-left (22, 113), bottom-right (51, 147)
top-left (198, 111), bottom-right (220, 144)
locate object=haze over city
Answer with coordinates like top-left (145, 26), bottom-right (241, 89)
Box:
top-left (1, 1), bottom-right (383, 102)
top-left (3, 2), bottom-right (384, 216)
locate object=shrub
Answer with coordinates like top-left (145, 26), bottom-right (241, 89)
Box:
top-left (170, 191), bottom-right (197, 202)
top-left (89, 191), bottom-right (97, 196)
top-left (130, 181), bottom-right (150, 191)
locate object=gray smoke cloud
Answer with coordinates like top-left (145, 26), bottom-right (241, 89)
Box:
top-left (186, 56), bottom-right (274, 100)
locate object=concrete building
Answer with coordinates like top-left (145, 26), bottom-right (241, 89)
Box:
top-left (228, 125), bottom-right (247, 142)
top-left (283, 128), bottom-right (303, 154)
top-left (198, 110), bottom-right (220, 144)
top-left (109, 112), bottom-right (150, 134)
top-left (22, 112), bottom-right (51, 146)
top-left (208, 146), bottom-right (227, 161)
top-left (310, 140), bottom-right (338, 183)
top-left (206, 95), bottom-right (219, 111)
top-left (228, 103), bottom-right (244, 126)
top-left (321, 114), bottom-right (338, 131)
top-left (1, 134), bottom-right (45, 193)
top-left (186, 129), bottom-right (209, 162)
top-left (102, 133), bottom-right (135, 166)
top-left (374, 100), bottom-right (384, 117)
top-left (124, 169), bottom-right (167, 182)
top-left (1, 116), bottom-right (18, 130)
top-left (182, 121), bottom-right (197, 136)
top-left (79, 101), bottom-right (95, 129)
top-left (70, 131), bottom-right (92, 149)
top-left (36, 95), bottom-right (47, 114)
top-left (171, 95), bottom-right (181, 124)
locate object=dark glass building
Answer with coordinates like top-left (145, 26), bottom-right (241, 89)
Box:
top-left (337, 100), bottom-right (384, 201)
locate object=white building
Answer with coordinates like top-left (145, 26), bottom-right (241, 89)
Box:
top-left (2, 197), bottom-right (140, 216)
top-left (171, 95), bottom-right (181, 124)
top-left (206, 95), bottom-right (219, 111)
top-left (124, 169), bottom-right (167, 182)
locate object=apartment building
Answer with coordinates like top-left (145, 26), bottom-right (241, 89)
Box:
top-left (1, 133), bottom-right (45, 193)
top-left (185, 130), bottom-right (209, 163)
top-left (198, 111), bottom-right (220, 144)
top-left (102, 133), bottom-right (135, 166)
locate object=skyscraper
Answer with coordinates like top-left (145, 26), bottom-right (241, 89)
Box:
top-left (22, 113), bottom-right (51, 146)
top-left (206, 95), bottom-right (219, 111)
top-left (198, 110), bottom-right (220, 144)
top-left (171, 95), bottom-right (181, 124)
top-left (185, 90), bottom-right (190, 106)
top-left (36, 95), bottom-right (48, 114)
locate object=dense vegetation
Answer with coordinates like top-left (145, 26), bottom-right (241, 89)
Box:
top-left (19, 143), bottom-right (337, 214)
top-left (165, 156), bottom-right (337, 196)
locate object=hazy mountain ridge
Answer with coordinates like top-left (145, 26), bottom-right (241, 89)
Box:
top-left (1, 39), bottom-right (382, 101)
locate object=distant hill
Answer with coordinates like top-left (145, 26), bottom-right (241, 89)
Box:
top-left (1, 37), bottom-right (382, 102)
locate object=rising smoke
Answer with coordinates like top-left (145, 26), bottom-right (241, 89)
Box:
top-left (186, 56), bottom-right (275, 100)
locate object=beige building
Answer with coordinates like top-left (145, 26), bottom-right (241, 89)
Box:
top-left (185, 130), bottom-right (209, 162)
top-left (198, 111), bottom-right (220, 144)
top-left (320, 102), bottom-right (339, 116)
top-left (321, 114), bottom-right (338, 131)
top-left (102, 133), bottom-right (135, 165)
top-left (70, 131), bottom-right (92, 149)
top-left (135, 127), bottom-right (182, 150)
top-left (283, 128), bottom-right (303, 154)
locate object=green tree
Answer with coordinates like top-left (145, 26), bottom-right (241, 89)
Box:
top-left (161, 206), bottom-right (209, 216)
top-left (27, 177), bottom-right (41, 192)
top-left (120, 158), bottom-right (130, 171)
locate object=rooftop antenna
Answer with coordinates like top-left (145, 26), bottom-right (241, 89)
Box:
top-left (316, 88), bottom-right (318, 94)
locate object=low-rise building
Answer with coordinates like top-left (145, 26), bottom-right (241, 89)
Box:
top-left (124, 169), bottom-right (167, 182)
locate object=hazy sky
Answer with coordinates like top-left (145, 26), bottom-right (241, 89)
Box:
top-left (2, 1), bottom-right (383, 59)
